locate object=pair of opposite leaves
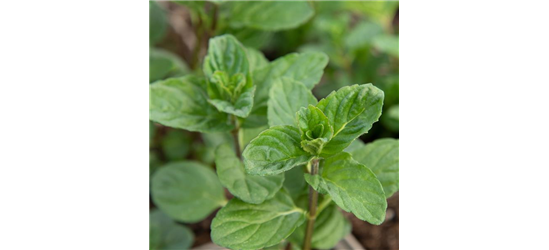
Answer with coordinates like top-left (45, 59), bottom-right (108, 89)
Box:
top-left (149, 34), bottom-right (329, 133)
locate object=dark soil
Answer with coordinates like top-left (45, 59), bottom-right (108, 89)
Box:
top-left (347, 192), bottom-right (399, 250)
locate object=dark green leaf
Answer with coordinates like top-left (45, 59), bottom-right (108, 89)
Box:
top-left (283, 166), bottom-right (307, 199)
top-left (151, 161), bottom-right (227, 223)
top-left (211, 191), bottom-right (306, 249)
top-left (349, 138), bottom-right (399, 198)
top-left (243, 126), bottom-right (314, 176)
top-left (161, 129), bottom-right (192, 161)
top-left (316, 84), bottom-right (384, 156)
top-left (149, 2), bottom-right (167, 45)
top-left (149, 48), bottom-right (189, 83)
top-left (304, 152), bottom-right (387, 224)
top-left (150, 210), bottom-right (194, 250)
top-left (149, 76), bottom-right (233, 133)
top-left (216, 144), bottom-right (285, 204)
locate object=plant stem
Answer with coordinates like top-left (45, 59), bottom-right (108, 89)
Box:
top-left (231, 115), bottom-right (242, 160)
top-left (302, 158), bottom-right (320, 250)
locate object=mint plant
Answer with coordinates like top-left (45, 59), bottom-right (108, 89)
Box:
top-left (150, 33), bottom-right (399, 250)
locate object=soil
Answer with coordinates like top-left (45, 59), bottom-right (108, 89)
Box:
top-left (347, 192), bottom-right (399, 250)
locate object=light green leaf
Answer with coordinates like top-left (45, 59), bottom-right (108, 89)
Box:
top-left (296, 105), bottom-right (333, 141)
top-left (304, 152), bottom-right (387, 224)
top-left (216, 144), bottom-right (285, 204)
top-left (211, 191), bottom-right (306, 249)
top-left (344, 21), bottom-right (384, 50)
top-left (151, 161), bottom-right (227, 223)
top-left (150, 1), bottom-right (167, 45)
top-left (246, 47), bottom-right (269, 72)
top-left (149, 76), bottom-right (233, 133)
top-left (373, 34), bottom-right (399, 57)
top-left (316, 84), bottom-right (384, 156)
top-left (289, 204), bottom-right (351, 249)
top-left (343, 139), bottom-right (366, 153)
top-left (149, 48), bottom-right (189, 83)
top-left (268, 78), bottom-right (317, 127)
top-left (150, 210), bottom-right (194, 250)
top-left (161, 129), bottom-right (192, 161)
top-left (382, 105), bottom-right (399, 132)
top-left (243, 126), bottom-right (314, 176)
top-left (203, 35), bottom-right (255, 117)
top-left (296, 105), bottom-right (334, 155)
top-left (203, 34), bottom-right (250, 81)
top-left (208, 85), bottom-right (256, 118)
top-left (226, 1), bottom-right (314, 31)
top-left (245, 52), bottom-right (328, 128)
top-left (349, 138), bottom-right (399, 198)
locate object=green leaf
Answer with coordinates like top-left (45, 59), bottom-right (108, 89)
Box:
top-left (149, 76), bottom-right (233, 133)
top-left (296, 105), bottom-right (333, 141)
top-left (296, 105), bottom-right (334, 155)
top-left (289, 204), bottom-right (351, 249)
top-left (216, 144), bottom-right (285, 204)
top-left (151, 161), bottom-right (227, 223)
top-left (243, 126), bottom-right (314, 176)
top-left (149, 48), bottom-right (189, 83)
top-left (349, 138), bottom-right (399, 198)
top-left (208, 85), bottom-right (256, 118)
top-left (161, 129), bottom-right (192, 161)
top-left (344, 21), bottom-right (384, 50)
top-left (245, 52), bottom-right (328, 128)
top-left (195, 132), bottom-right (233, 165)
top-left (283, 166), bottom-right (307, 199)
top-left (241, 125), bottom-right (268, 148)
top-left (268, 78), bottom-right (317, 127)
top-left (373, 34), bottom-right (399, 57)
top-left (149, 1), bottom-right (167, 45)
top-left (203, 34), bottom-right (250, 81)
top-left (150, 210), bottom-right (194, 250)
top-left (304, 152), bottom-right (387, 224)
top-left (211, 191), bottom-right (306, 249)
top-left (316, 84), bottom-right (384, 156)
top-left (246, 47), bottom-right (269, 72)
top-left (203, 35), bottom-right (255, 118)
top-left (226, 1), bottom-right (314, 31)
top-left (343, 139), bottom-right (366, 153)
